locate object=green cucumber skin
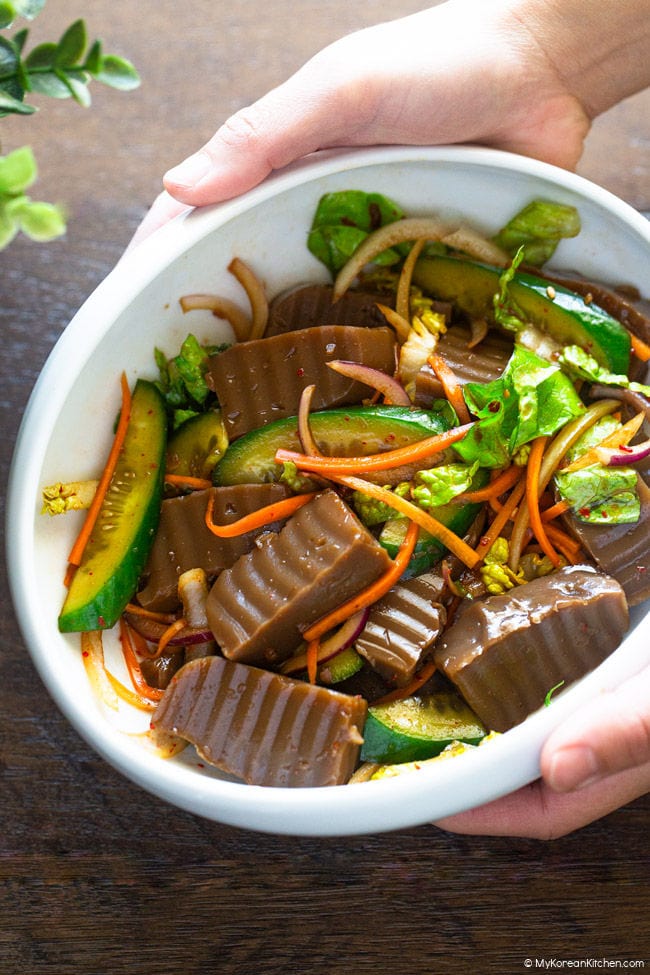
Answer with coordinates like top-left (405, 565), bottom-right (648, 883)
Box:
top-left (413, 255), bottom-right (630, 374)
top-left (58, 380), bottom-right (167, 633)
top-left (379, 467), bottom-right (489, 577)
top-left (167, 410), bottom-right (227, 480)
top-left (213, 405), bottom-right (450, 486)
top-left (361, 692), bottom-right (486, 764)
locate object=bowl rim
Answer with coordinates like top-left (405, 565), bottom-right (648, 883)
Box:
top-left (7, 144), bottom-right (650, 836)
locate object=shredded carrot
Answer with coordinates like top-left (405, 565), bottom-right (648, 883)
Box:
top-left (630, 331), bottom-right (650, 362)
top-left (147, 617), bottom-right (188, 660)
top-left (474, 474), bottom-right (526, 561)
top-left (124, 603), bottom-right (177, 624)
top-left (326, 472), bottom-right (480, 569)
top-left (205, 490), bottom-right (318, 538)
top-left (306, 638), bottom-right (320, 686)
top-left (104, 669), bottom-right (158, 712)
top-left (303, 520), bottom-right (420, 643)
top-left (456, 464), bottom-right (521, 503)
top-left (371, 659), bottom-right (437, 707)
top-left (526, 436), bottom-right (561, 567)
top-left (540, 498), bottom-right (570, 522)
top-left (427, 354), bottom-right (471, 424)
top-left (275, 422), bottom-right (473, 477)
top-left (543, 523), bottom-right (582, 564)
top-left (119, 618), bottom-right (165, 703)
top-left (66, 373), bottom-right (132, 575)
top-left (164, 473), bottom-right (213, 491)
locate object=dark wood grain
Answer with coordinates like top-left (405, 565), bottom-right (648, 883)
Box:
top-left (1, 3), bottom-right (649, 973)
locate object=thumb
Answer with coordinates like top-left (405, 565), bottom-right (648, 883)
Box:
top-left (541, 664), bottom-right (650, 793)
top-left (163, 59), bottom-right (360, 206)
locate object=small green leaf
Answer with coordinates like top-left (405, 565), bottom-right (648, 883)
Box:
top-left (0, 87), bottom-right (34, 114)
top-left (11, 197), bottom-right (66, 241)
top-left (83, 38), bottom-right (102, 76)
top-left (93, 53), bottom-right (140, 91)
top-left (55, 19), bottom-right (87, 68)
top-left (0, 145), bottom-right (37, 194)
top-left (28, 69), bottom-right (72, 98)
top-left (0, 202), bottom-right (19, 249)
top-left (12, 26), bottom-right (28, 52)
top-left (0, 33), bottom-right (19, 73)
top-left (59, 69), bottom-right (91, 107)
top-left (24, 40), bottom-right (57, 69)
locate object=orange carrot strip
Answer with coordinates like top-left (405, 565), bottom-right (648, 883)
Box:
top-left (540, 499), bottom-right (570, 522)
top-left (67, 373), bottom-right (132, 572)
top-left (327, 472), bottom-right (480, 569)
top-left (630, 331), bottom-right (650, 362)
top-left (526, 436), bottom-right (561, 568)
top-left (164, 473), bottom-right (213, 491)
top-left (371, 658), bottom-right (437, 707)
top-left (275, 422), bottom-right (474, 476)
top-left (304, 520), bottom-right (420, 642)
top-left (205, 491), bottom-right (318, 538)
top-left (148, 618), bottom-right (188, 660)
top-left (306, 638), bottom-right (320, 686)
top-left (456, 464), bottom-right (521, 503)
top-left (474, 475), bottom-right (526, 562)
top-left (543, 523), bottom-right (582, 564)
top-left (427, 354), bottom-right (471, 424)
top-left (124, 603), bottom-right (177, 624)
top-left (119, 618), bottom-right (165, 703)
top-left (104, 670), bottom-right (158, 712)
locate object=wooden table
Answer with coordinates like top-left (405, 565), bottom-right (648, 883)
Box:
top-left (1, 3), bottom-right (648, 972)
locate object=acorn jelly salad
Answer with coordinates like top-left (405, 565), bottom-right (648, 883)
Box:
top-left (44, 191), bottom-right (650, 787)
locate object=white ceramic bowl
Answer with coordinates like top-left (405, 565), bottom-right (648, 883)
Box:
top-left (7, 146), bottom-right (650, 835)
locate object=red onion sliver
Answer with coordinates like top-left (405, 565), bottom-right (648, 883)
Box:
top-left (327, 359), bottom-right (411, 405)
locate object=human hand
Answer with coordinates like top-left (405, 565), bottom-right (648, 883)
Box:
top-left (434, 663), bottom-right (650, 839)
top-left (132, 0), bottom-right (602, 246)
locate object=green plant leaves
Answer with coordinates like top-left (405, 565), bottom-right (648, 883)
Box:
top-left (0, 0), bottom-right (45, 31)
top-left (0, 144), bottom-right (66, 247)
top-left (1, 17), bottom-right (140, 114)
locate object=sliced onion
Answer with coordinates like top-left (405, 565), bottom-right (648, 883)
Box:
top-left (280, 608), bottom-right (370, 676)
top-left (228, 257), bottom-right (268, 340)
top-left (327, 359), bottom-right (411, 405)
top-left (81, 630), bottom-right (119, 711)
top-left (396, 237), bottom-right (427, 321)
top-left (333, 216), bottom-right (456, 301)
top-left (440, 224), bottom-right (510, 266)
top-left (375, 303), bottom-right (412, 343)
top-left (179, 293), bottom-right (251, 342)
top-left (123, 611), bottom-right (213, 647)
top-left (467, 317), bottom-right (489, 349)
top-left (297, 383), bottom-right (321, 456)
top-left (590, 384), bottom-right (650, 435)
top-left (596, 437), bottom-right (650, 467)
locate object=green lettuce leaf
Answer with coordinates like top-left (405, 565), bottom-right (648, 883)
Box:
top-left (493, 199), bottom-right (581, 266)
top-left (554, 464), bottom-right (640, 524)
top-left (307, 190), bottom-right (405, 274)
top-left (454, 345), bottom-right (585, 468)
top-left (558, 344), bottom-right (650, 397)
top-left (412, 461), bottom-right (479, 508)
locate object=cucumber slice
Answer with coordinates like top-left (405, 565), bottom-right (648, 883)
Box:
top-left (361, 690), bottom-right (486, 764)
top-left (378, 467), bottom-right (489, 576)
top-left (58, 380), bottom-right (167, 632)
top-left (318, 646), bottom-right (364, 685)
top-left (213, 405), bottom-right (450, 485)
top-left (413, 254), bottom-right (631, 374)
top-left (166, 410), bottom-right (228, 480)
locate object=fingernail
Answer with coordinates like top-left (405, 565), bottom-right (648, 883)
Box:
top-left (165, 151), bottom-right (211, 189)
top-left (547, 746), bottom-right (600, 792)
